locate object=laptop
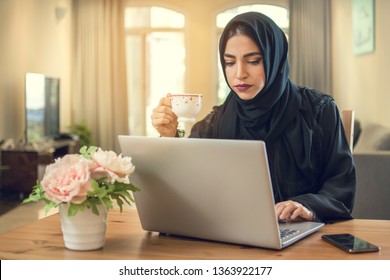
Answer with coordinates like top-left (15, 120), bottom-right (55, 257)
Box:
top-left (118, 135), bottom-right (324, 249)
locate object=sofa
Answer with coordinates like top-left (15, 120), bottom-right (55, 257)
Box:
top-left (352, 122), bottom-right (390, 220)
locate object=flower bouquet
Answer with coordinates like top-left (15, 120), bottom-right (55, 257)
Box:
top-left (23, 146), bottom-right (140, 250)
top-left (23, 146), bottom-right (140, 216)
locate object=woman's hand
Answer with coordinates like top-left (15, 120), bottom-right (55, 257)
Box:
top-left (275, 200), bottom-right (314, 222)
top-left (151, 93), bottom-right (179, 137)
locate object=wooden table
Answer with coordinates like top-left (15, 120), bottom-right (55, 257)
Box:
top-left (0, 209), bottom-right (389, 260)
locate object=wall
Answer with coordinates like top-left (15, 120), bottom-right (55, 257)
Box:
top-left (331, 0), bottom-right (390, 128)
top-left (0, 0), bottom-right (72, 144)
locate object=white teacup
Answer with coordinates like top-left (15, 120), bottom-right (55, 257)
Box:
top-left (171, 94), bottom-right (202, 122)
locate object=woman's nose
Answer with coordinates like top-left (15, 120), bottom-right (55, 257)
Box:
top-left (235, 61), bottom-right (248, 79)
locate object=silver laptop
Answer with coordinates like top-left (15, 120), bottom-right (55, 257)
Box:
top-left (118, 135), bottom-right (324, 249)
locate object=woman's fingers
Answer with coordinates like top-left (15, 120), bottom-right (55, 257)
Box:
top-left (275, 200), bottom-right (313, 222)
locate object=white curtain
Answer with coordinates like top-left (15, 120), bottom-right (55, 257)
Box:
top-left (289, 0), bottom-right (332, 94)
top-left (72, 0), bottom-right (128, 152)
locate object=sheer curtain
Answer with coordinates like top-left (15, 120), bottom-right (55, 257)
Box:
top-left (289, 0), bottom-right (331, 94)
top-left (72, 0), bottom-right (128, 152)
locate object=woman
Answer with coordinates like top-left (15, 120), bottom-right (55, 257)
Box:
top-left (151, 12), bottom-right (355, 223)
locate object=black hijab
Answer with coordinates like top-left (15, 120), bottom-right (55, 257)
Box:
top-left (212, 12), bottom-right (302, 143)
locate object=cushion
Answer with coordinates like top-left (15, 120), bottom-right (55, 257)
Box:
top-left (354, 123), bottom-right (390, 152)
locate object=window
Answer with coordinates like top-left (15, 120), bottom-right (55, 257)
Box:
top-left (125, 6), bottom-right (185, 136)
top-left (216, 5), bottom-right (289, 104)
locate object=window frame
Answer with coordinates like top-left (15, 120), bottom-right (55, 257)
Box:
top-left (124, 6), bottom-right (186, 136)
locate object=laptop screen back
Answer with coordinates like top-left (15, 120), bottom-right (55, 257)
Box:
top-left (119, 136), bottom-right (283, 248)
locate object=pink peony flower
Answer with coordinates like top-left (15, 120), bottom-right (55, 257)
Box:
top-left (90, 148), bottom-right (135, 184)
top-left (41, 154), bottom-right (93, 204)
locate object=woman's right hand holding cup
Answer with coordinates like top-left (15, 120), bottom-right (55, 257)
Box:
top-left (151, 93), bottom-right (178, 137)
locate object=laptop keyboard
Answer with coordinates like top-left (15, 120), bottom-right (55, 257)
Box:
top-left (279, 228), bottom-right (299, 240)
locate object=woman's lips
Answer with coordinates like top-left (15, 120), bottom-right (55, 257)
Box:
top-left (235, 84), bottom-right (252, 91)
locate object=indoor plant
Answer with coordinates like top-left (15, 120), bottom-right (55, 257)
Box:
top-left (68, 123), bottom-right (93, 147)
top-left (23, 146), bottom-right (140, 250)
top-left (23, 146), bottom-right (139, 216)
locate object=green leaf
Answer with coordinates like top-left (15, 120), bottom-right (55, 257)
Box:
top-left (115, 196), bottom-right (125, 212)
top-left (43, 201), bottom-right (60, 214)
top-left (80, 145), bottom-right (98, 160)
top-left (100, 196), bottom-right (113, 210)
top-left (68, 203), bottom-right (87, 216)
top-left (79, 145), bottom-right (87, 155)
top-left (89, 203), bottom-right (99, 215)
top-left (22, 182), bottom-right (45, 204)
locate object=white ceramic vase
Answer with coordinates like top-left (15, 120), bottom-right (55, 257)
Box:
top-left (59, 203), bottom-right (107, 251)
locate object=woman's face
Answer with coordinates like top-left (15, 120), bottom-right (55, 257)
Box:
top-left (224, 34), bottom-right (265, 100)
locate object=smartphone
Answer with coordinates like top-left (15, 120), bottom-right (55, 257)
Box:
top-left (322, 234), bottom-right (380, 253)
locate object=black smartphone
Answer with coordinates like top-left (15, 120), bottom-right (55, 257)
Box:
top-left (322, 233), bottom-right (380, 253)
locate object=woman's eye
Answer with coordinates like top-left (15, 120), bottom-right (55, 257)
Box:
top-left (248, 58), bottom-right (262, 65)
top-left (225, 61), bottom-right (235, 67)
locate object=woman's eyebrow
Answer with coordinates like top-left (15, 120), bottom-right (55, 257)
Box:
top-left (243, 52), bottom-right (262, 58)
top-left (223, 53), bottom-right (235, 59)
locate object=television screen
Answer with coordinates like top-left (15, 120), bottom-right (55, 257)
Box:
top-left (25, 73), bottom-right (60, 143)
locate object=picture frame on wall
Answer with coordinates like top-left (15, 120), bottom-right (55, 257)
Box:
top-left (352, 0), bottom-right (375, 55)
